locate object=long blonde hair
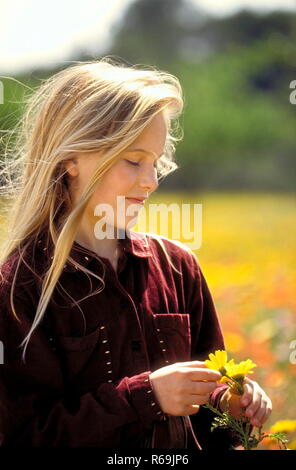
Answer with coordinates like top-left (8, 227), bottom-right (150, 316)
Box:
top-left (0, 57), bottom-right (184, 363)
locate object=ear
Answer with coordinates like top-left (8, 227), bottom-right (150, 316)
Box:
top-left (64, 158), bottom-right (79, 177)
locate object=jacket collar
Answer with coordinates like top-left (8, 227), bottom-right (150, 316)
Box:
top-left (37, 229), bottom-right (152, 273)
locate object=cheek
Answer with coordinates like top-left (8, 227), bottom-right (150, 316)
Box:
top-left (115, 164), bottom-right (136, 182)
top-left (101, 166), bottom-right (135, 196)
top-left (89, 172), bottom-right (127, 205)
top-left (84, 163), bottom-right (136, 212)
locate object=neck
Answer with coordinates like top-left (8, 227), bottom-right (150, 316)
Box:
top-left (74, 222), bottom-right (124, 269)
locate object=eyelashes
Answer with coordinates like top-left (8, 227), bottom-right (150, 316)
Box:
top-left (125, 159), bottom-right (139, 167)
top-left (125, 159), bottom-right (158, 169)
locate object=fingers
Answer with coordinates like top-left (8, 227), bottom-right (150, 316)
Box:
top-left (248, 396), bottom-right (273, 427)
top-left (241, 381), bottom-right (273, 427)
top-left (240, 382), bottom-right (253, 407)
top-left (184, 404), bottom-right (201, 416)
top-left (189, 380), bottom-right (218, 395)
top-left (182, 367), bottom-right (221, 382)
top-left (178, 370), bottom-right (218, 395)
top-left (184, 394), bottom-right (211, 406)
top-left (243, 382), bottom-right (261, 423)
top-left (251, 400), bottom-right (268, 426)
top-left (245, 396), bottom-right (261, 424)
top-left (177, 360), bottom-right (222, 381)
top-left (179, 361), bottom-right (207, 368)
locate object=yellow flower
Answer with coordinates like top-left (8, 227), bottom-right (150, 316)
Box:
top-left (205, 350), bottom-right (229, 375)
top-left (225, 359), bottom-right (257, 379)
top-left (270, 420), bottom-right (296, 434)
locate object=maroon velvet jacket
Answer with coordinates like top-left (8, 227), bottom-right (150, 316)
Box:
top-left (0, 230), bottom-right (233, 448)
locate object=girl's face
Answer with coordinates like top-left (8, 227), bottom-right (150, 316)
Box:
top-left (65, 111), bottom-right (167, 234)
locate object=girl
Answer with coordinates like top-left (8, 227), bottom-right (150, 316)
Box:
top-left (0, 58), bottom-right (271, 448)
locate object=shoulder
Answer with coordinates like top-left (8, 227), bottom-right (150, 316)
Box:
top-left (0, 253), bottom-right (22, 324)
top-left (0, 247), bottom-right (43, 327)
top-left (146, 232), bottom-right (192, 255)
top-left (0, 244), bottom-right (41, 298)
top-left (0, 252), bottom-right (19, 291)
top-left (137, 231), bottom-right (200, 272)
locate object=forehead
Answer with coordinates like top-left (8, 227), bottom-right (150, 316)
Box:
top-left (126, 112), bottom-right (168, 155)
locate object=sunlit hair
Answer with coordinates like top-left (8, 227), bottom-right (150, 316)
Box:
top-left (0, 56), bottom-right (184, 363)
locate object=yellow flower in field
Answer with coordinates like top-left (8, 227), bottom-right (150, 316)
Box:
top-left (225, 359), bottom-right (257, 379)
top-left (270, 420), bottom-right (296, 434)
top-left (205, 350), bottom-right (229, 375)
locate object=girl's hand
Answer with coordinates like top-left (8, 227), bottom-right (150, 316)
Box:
top-left (219, 377), bottom-right (272, 427)
top-left (149, 361), bottom-right (222, 416)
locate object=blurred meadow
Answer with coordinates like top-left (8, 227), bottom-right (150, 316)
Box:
top-left (1, 0), bottom-right (295, 450)
top-left (137, 190), bottom-right (296, 449)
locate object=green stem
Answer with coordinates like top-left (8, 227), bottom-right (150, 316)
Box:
top-left (223, 374), bottom-right (244, 394)
top-left (204, 402), bottom-right (253, 450)
top-left (244, 421), bottom-right (251, 450)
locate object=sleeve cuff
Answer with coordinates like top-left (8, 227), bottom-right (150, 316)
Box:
top-left (209, 384), bottom-right (229, 410)
top-left (125, 371), bottom-right (168, 430)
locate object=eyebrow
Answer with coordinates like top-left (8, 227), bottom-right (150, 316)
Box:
top-left (124, 149), bottom-right (163, 158)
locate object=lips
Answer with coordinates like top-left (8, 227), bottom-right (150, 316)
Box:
top-left (126, 198), bottom-right (146, 205)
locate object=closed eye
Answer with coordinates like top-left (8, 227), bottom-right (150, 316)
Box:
top-left (125, 159), bottom-right (158, 169)
top-left (125, 159), bottom-right (139, 167)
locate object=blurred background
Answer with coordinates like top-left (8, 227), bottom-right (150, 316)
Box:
top-left (0, 0), bottom-right (295, 448)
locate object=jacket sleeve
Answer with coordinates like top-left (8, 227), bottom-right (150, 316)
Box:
top-left (0, 281), bottom-right (167, 447)
top-left (184, 253), bottom-right (240, 450)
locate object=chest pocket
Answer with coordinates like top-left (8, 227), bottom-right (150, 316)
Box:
top-left (152, 313), bottom-right (191, 365)
top-left (56, 324), bottom-right (112, 393)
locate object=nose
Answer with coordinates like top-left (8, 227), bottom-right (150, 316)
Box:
top-left (138, 166), bottom-right (158, 194)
